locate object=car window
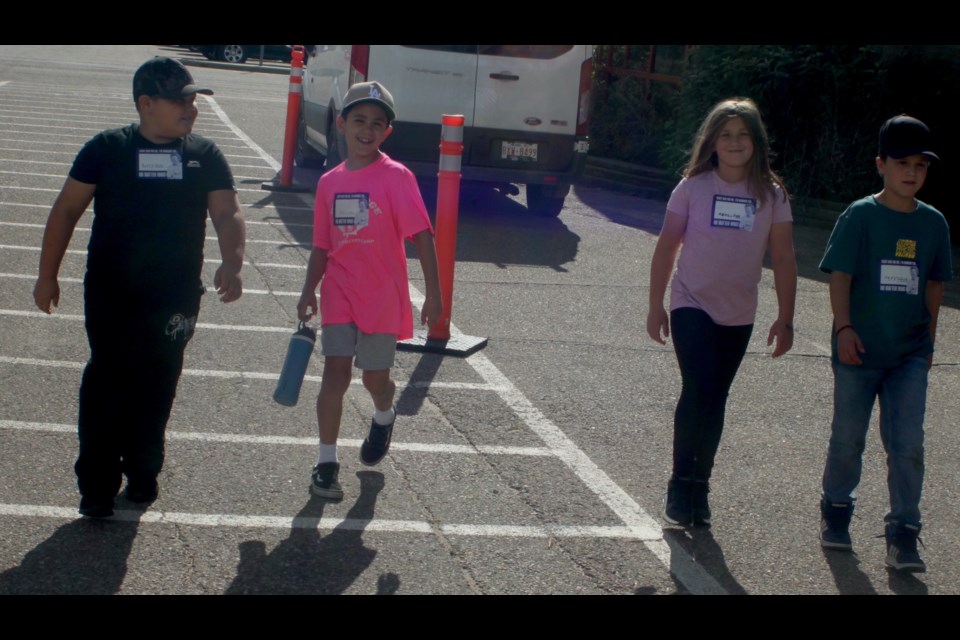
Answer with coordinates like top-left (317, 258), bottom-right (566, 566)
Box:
top-left (402, 45), bottom-right (574, 59)
top-left (403, 45), bottom-right (478, 55)
top-left (478, 45), bottom-right (573, 59)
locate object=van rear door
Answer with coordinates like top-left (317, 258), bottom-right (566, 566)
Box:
top-left (367, 45), bottom-right (479, 165)
top-left (470, 45), bottom-right (587, 175)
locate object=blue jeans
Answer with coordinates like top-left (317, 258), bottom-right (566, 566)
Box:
top-left (822, 353), bottom-right (929, 526)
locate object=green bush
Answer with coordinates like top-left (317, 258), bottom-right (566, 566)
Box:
top-left (591, 45), bottom-right (960, 238)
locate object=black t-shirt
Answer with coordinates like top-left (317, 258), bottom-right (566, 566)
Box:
top-left (70, 124), bottom-right (235, 295)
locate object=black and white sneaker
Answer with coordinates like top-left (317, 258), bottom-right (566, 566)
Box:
top-left (124, 478), bottom-right (159, 504)
top-left (79, 495), bottom-right (114, 519)
top-left (359, 408), bottom-right (395, 467)
top-left (310, 462), bottom-right (344, 500)
top-left (885, 522), bottom-right (926, 572)
top-left (820, 498), bottom-right (854, 551)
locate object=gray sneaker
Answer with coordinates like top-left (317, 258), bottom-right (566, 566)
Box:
top-left (885, 522), bottom-right (926, 573)
top-left (820, 498), bottom-right (854, 550)
top-left (310, 462), bottom-right (344, 500)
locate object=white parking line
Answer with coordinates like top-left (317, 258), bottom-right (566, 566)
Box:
top-left (201, 95), bottom-right (281, 172)
top-left (0, 223), bottom-right (308, 247)
top-left (0, 421), bottom-right (552, 457)
top-left (0, 247), bottom-right (310, 270)
top-left (0, 275), bottom-right (298, 297)
top-left (0, 357), bottom-right (504, 393)
top-left (0, 312), bottom-right (293, 333)
top-left (0, 503), bottom-right (650, 539)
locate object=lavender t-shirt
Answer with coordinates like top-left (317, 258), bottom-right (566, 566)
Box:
top-left (668, 171), bottom-right (792, 326)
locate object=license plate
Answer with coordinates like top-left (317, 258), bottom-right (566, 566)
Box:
top-left (501, 141), bottom-right (538, 162)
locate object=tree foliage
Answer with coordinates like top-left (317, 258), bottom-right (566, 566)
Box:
top-left (591, 45), bottom-right (960, 233)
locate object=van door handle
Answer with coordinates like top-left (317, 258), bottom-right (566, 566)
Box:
top-left (489, 73), bottom-right (520, 81)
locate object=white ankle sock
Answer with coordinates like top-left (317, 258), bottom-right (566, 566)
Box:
top-left (373, 406), bottom-right (396, 426)
top-left (317, 443), bottom-right (338, 465)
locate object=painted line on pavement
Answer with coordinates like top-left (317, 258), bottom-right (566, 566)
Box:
top-left (201, 94), bottom-right (281, 172)
top-left (0, 421), bottom-right (553, 458)
top-left (0, 503), bottom-right (651, 540)
top-left (0, 357), bottom-right (504, 393)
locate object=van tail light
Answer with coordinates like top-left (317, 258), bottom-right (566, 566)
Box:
top-left (576, 57), bottom-right (592, 137)
top-left (349, 45), bottom-right (370, 85)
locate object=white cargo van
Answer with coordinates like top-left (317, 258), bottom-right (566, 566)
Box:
top-left (296, 45), bottom-right (593, 217)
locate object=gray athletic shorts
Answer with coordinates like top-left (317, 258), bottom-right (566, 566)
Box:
top-left (320, 323), bottom-right (397, 370)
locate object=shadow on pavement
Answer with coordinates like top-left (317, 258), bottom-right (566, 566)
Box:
top-left (821, 548), bottom-right (878, 595)
top-left (416, 177), bottom-right (581, 273)
top-left (663, 527), bottom-right (749, 595)
top-left (0, 510), bottom-right (142, 594)
top-left (571, 183), bottom-right (667, 234)
top-left (225, 470), bottom-right (394, 595)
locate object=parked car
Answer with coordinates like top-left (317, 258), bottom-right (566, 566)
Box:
top-left (296, 45), bottom-right (593, 216)
top-left (188, 45), bottom-right (292, 64)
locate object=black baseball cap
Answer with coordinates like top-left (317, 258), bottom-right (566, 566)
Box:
top-left (133, 57), bottom-right (213, 101)
top-left (879, 115), bottom-right (939, 160)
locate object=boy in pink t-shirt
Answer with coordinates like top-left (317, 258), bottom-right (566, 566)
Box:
top-left (297, 81), bottom-right (442, 500)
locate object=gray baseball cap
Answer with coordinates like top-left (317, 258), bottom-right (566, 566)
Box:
top-left (341, 81), bottom-right (396, 122)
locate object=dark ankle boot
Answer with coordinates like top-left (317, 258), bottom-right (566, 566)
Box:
top-left (691, 479), bottom-right (711, 526)
top-left (663, 476), bottom-right (694, 526)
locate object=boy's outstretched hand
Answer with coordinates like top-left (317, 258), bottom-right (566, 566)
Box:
top-left (297, 289), bottom-right (318, 322)
top-left (33, 277), bottom-right (60, 314)
top-left (767, 318), bottom-right (794, 358)
top-left (421, 295), bottom-right (443, 331)
top-left (214, 264), bottom-right (243, 303)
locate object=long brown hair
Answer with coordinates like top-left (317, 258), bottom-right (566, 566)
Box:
top-left (684, 97), bottom-right (788, 208)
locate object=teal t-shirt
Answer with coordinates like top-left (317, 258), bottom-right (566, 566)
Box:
top-left (820, 196), bottom-right (952, 368)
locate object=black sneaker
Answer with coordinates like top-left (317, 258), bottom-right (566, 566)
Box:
top-left (359, 408), bottom-right (395, 467)
top-left (820, 498), bottom-right (854, 550)
top-left (663, 476), bottom-right (693, 527)
top-left (79, 495), bottom-right (114, 519)
top-left (885, 522), bottom-right (926, 572)
top-left (692, 479), bottom-right (711, 526)
top-left (310, 462), bottom-right (344, 500)
top-left (124, 478), bottom-right (159, 504)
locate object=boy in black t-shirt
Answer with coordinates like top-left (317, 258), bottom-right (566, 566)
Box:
top-left (33, 57), bottom-right (247, 518)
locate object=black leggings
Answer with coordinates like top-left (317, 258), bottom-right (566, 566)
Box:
top-left (670, 307), bottom-right (753, 481)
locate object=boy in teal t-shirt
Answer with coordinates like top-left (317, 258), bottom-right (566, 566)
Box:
top-left (818, 115), bottom-right (952, 572)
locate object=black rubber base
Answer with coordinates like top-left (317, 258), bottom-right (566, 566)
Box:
top-left (261, 182), bottom-right (313, 193)
top-left (397, 333), bottom-right (488, 357)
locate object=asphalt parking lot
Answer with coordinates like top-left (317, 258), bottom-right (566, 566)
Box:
top-left (1, 45), bottom-right (959, 596)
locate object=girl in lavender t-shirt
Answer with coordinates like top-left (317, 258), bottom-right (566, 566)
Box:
top-left (646, 97), bottom-right (797, 527)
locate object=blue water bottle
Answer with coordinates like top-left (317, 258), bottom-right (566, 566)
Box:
top-left (273, 320), bottom-right (317, 406)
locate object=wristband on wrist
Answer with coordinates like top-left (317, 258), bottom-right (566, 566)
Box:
top-left (835, 324), bottom-right (854, 336)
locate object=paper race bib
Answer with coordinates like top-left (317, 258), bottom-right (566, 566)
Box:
top-left (711, 195), bottom-right (757, 231)
top-left (333, 192), bottom-right (370, 234)
top-left (138, 149), bottom-right (182, 180)
top-left (879, 259), bottom-right (920, 295)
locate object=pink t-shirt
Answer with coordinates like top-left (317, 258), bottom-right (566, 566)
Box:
top-left (313, 153), bottom-right (434, 340)
top-left (668, 171), bottom-right (792, 326)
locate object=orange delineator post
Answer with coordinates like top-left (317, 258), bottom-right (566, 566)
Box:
top-left (278, 45), bottom-right (306, 186)
top-left (428, 114), bottom-right (465, 342)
